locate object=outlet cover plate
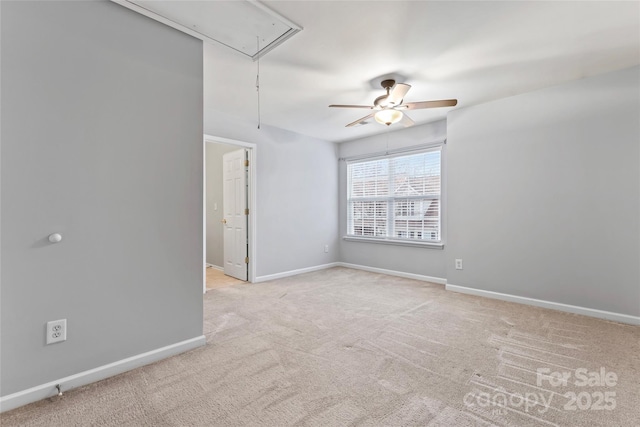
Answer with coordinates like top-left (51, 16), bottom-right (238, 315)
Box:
top-left (46, 319), bottom-right (67, 344)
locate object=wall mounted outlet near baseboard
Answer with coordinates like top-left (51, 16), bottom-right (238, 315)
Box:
top-left (46, 319), bottom-right (67, 345)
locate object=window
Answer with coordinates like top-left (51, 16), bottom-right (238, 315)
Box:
top-left (347, 148), bottom-right (441, 244)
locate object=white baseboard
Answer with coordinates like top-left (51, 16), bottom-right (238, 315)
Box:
top-left (206, 263), bottom-right (223, 271)
top-left (255, 262), bottom-right (340, 282)
top-left (246, 262), bottom-right (639, 325)
top-left (446, 284), bottom-right (640, 326)
top-left (0, 335), bottom-right (206, 413)
top-left (254, 262), bottom-right (445, 285)
top-left (337, 262), bottom-right (446, 285)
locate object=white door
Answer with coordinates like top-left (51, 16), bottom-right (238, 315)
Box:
top-left (222, 149), bottom-right (248, 280)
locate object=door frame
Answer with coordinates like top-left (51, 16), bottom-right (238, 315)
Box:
top-left (203, 134), bottom-right (257, 292)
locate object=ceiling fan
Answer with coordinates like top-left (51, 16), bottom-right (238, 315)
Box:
top-left (329, 79), bottom-right (457, 127)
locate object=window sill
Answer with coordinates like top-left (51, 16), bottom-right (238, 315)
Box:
top-left (342, 236), bottom-right (444, 249)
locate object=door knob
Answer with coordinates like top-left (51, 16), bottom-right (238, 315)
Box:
top-left (48, 233), bottom-right (62, 243)
top-left (221, 219), bottom-right (227, 224)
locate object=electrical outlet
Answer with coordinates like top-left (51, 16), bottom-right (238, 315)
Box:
top-left (455, 259), bottom-right (463, 270)
top-left (324, 244), bottom-right (329, 253)
top-left (46, 319), bottom-right (67, 344)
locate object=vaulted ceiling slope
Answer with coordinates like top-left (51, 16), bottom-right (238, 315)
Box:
top-left (203, 1), bottom-right (640, 143)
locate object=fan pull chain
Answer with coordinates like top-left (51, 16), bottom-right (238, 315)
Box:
top-left (385, 126), bottom-right (390, 155)
top-left (256, 36), bottom-right (261, 130)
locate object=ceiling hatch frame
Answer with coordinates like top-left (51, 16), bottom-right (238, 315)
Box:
top-left (111, 0), bottom-right (302, 60)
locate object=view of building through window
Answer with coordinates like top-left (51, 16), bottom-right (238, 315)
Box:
top-left (347, 148), bottom-right (441, 242)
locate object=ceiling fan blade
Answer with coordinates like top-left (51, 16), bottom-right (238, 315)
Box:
top-left (400, 113), bottom-right (415, 127)
top-left (386, 83), bottom-right (411, 106)
top-left (404, 99), bottom-right (458, 110)
top-left (346, 113), bottom-right (375, 127)
top-left (329, 104), bottom-right (374, 109)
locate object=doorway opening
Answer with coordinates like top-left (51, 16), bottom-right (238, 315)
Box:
top-left (203, 135), bottom-right (257, 293)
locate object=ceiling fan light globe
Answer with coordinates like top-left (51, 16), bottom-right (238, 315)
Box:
top-left (374, 109), bottom-right (403, 126)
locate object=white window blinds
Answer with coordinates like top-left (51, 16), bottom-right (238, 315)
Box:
top-left (347, 148), bottom-right (441, 242)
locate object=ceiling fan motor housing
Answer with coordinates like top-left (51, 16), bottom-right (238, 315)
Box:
top-left (374, 79), bottom-right (396, 108)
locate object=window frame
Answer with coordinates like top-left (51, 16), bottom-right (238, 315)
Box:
top-left (343, 144), bottom-right (445, 249)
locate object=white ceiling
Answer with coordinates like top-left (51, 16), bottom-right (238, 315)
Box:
top-left (202, 1), bottom-right (639, 143)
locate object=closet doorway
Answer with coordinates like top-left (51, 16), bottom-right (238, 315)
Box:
top-left (203, 135), bottom-right (257, 292)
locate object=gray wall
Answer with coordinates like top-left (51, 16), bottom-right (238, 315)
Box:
top-left (338, 121), bottom-right (448, 279)
top-left (446, 66), bottom-right (640, 316)
top-left (1, 0), bottom-right (203, 396)
top-left (205, 143), bottom-right (239, 268)
top-left (204, 112), bottom-right (339, 278)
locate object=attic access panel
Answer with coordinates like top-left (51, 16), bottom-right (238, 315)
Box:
top-left (112, 0), bottom-right (301, 60)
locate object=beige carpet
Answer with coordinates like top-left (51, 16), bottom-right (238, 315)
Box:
top-left (206, 267), bottom-right (245, 290)
top-left (3, 267), bottom-right (639, 426)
